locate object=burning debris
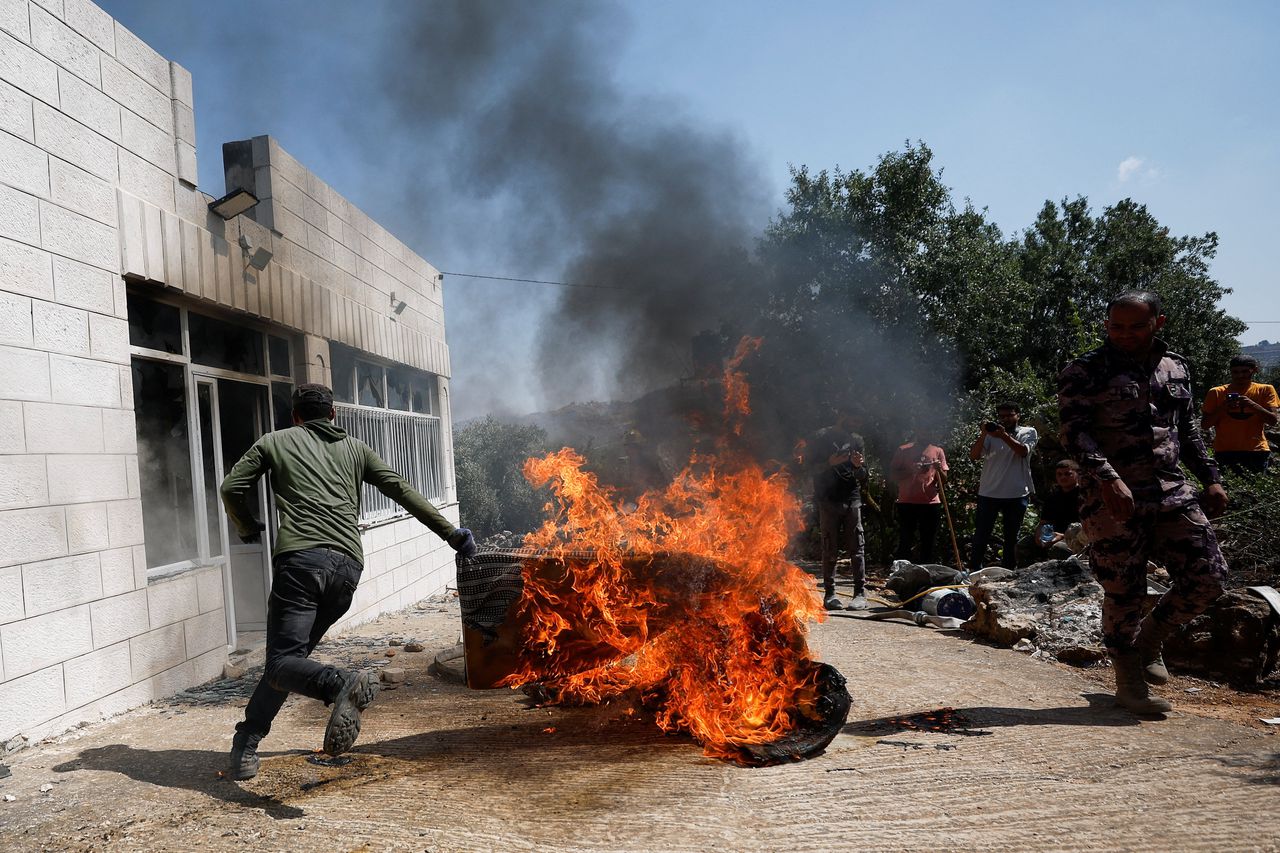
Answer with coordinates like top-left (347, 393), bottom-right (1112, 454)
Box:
top-left (455, 340), bottom-right (850, 765)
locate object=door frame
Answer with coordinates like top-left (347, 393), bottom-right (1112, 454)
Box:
top-left (193, 372), bottom-right (274, 645)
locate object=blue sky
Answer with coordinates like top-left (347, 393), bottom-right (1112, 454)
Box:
top-left (97, 1), bottom-right (1280, 416)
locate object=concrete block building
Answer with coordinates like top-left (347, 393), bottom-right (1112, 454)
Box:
top-left (0, 0), bottom-right (459, 746)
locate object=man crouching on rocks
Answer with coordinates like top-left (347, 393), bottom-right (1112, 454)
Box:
top-left (219, 384), bottom-right (477, 779)
top-left (1057, 291), bottom-right (1228, 715)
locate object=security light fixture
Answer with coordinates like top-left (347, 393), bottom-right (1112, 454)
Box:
top-left (237, 233), bottom-right (273, 271)
top-left (390, 291), bottom-right (408, 316)
top-left (208, 188), bottom-right (260, 220)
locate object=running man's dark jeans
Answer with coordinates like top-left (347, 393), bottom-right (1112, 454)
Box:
top-left (236, 547), bottom-right (362, 739)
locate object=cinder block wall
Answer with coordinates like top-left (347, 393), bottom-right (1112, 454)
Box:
top-left (0, 0), bottom-right (458, 747)
top-left (0, 0), bottom-right (227, 747)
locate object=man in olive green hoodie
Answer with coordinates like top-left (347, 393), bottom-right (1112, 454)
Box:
top-left (220, 383), bottom-right (475, 780)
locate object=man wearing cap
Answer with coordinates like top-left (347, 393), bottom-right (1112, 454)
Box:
top-left (219, 383), bottom-right (476, 780)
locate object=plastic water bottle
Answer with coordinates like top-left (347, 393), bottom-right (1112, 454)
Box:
top-left (1039, 523), bottom-right (1055, 545)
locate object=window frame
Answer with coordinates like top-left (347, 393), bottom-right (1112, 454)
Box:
top-left (127, 287), bottom-right (297, 578)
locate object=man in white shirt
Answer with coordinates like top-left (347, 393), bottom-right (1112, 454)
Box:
top-left (968, 402), bottom-right (1039, 571)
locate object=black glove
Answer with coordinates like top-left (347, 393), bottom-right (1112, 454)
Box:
top-left (448, 527), bottom-right (477, 558)
top-left (239, 520), bottom-right (267, 544)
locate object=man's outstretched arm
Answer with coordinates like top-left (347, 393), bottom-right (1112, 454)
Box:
top-left (361, 447), bottom-right (456, 539)
top-left (220, 442), bottom-right (269, 541)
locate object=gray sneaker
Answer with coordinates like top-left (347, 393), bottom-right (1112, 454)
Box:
top-left (323, 670), bottom-right (378, 756)
top-left (823, 594), bottom-right (844, 611)
top-left (847, 593), bottom-right (869, 611)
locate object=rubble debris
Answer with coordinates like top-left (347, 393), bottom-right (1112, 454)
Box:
top-left (1160, 589), bottom-right (1280, 686)
top-left (966, 558), bottom-right (1105, 659)
top-left (222, 663), bottom-right (246, 680)
top-left (1055, 645), bottom-right (1107, 666)
top-left (385, 648), bottom-right (398, 657)
top-left (404, 641), bottom-right (426, 653)
top-left (389, 638), bottom-right (404, 647)
top-left (380, 667), bottom-right (406, 685)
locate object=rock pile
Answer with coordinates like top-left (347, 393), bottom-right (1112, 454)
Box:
top-left (965, 559), bottom-right (1280, 685)
top-left (966, 558), bottom-right (1106, 663)
top-left (1162, 589), bottom-right (1280, 686)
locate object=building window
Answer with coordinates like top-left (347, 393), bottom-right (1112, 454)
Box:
top-left (128, 288), bottom-right (297, 574)
top-left (132, 359), bottom-right (199, 568)
top-left (189, 312), bottom-right (266, 375)
top-left (328, 342), bottom-right (448, 520)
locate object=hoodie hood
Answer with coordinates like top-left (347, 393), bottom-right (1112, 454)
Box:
top-left (302, 419), bottom-right (349, 442)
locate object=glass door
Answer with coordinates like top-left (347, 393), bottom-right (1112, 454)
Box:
top-left (195, 375), bottom-right (273, 638)
top-left (218, 379), bottom-right (273, 635)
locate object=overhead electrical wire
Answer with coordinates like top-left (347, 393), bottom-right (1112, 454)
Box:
top-left (438, 271), bottom-right (624, 290)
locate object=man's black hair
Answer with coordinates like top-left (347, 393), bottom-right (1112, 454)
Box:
top-left (1106, 290), bottom-right (1162, 318)
top-left (292, 383), bottom-right (334, 421)
top-left (1230, 354), bottom-right (1259, 371)
top-left (1055, 458), bottom-right (1081, 471)
top-left (996, 401), bottom-right (1020, 413)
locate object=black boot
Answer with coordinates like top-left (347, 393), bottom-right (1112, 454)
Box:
top-left (1135, 615), bottom-right (1173, 685)
top-left (228, 731), bottom-right (262, 780)
top-left (1110, 650), bottom-right (1172, 714)
top-left (323, 669), bottom-right (378, 756)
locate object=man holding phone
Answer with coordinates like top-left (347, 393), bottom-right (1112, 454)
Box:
top-left (967, 403), bottom-right (1038, 572)
top-left (1201, 355), bottom-right (1279, 474)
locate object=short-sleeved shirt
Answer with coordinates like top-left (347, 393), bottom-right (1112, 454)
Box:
top-left (977, 426), bottom-right (1039, 499)
top-left (1203, 382), bottom-right (1280, 452)
top-left (891, 443), bottom-right (948, 505)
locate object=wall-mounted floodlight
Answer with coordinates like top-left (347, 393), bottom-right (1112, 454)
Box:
top-left (390, 290), bottom-right (408, 316)
top-left (208, 188), bottom-right (260, 220)
top-left (237, 233), bottom-right (273, 271)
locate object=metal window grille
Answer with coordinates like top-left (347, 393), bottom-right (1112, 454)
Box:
top-left (334, 403), bottom-right (446, 523)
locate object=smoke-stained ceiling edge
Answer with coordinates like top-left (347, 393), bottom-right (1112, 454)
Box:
top-left (116, 135), bottom-right (450, 379)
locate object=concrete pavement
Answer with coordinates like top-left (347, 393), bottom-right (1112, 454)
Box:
top-left (0, 594), bottom-right (1277, 852)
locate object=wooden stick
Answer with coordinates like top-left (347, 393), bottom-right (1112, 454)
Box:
top-left (937, 473), bottom-right (966, 573)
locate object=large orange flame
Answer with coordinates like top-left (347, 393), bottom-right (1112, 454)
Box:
top-left (499, 338), bottom-right (826, 760)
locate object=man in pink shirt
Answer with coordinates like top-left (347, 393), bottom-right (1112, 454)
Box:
top-left (890, 426), bottom-right (950, 564)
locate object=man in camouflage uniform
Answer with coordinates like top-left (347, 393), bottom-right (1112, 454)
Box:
top-left (1058, 291), bottom-right (1228, 714)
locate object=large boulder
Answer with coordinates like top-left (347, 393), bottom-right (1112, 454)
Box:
top-left (1158, 589), bottom-right (1280, 686)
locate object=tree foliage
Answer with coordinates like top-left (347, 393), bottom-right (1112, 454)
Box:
top-left (453, 416), bottom-right (550, 537)
top-left (759, 141), bottom-right (1247, 429)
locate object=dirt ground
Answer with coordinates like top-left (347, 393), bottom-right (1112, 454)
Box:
top-left (1, 588), bottom-right (1278, 853)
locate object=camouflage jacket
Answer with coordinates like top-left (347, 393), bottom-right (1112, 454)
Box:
top-left (1057, 338), bottom-right (1220, 508)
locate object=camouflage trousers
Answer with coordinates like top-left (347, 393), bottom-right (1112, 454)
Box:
top-left (1082, 498), bottom-right (1228, 651)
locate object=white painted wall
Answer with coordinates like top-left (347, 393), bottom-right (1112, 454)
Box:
top-left (0, 0), bottom-right (458, 747)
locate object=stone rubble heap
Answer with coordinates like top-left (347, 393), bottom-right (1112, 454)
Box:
top-left (964, 558), bottom-right (1280, 685)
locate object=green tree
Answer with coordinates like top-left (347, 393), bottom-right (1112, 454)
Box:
top-left (453, 417), bottom-right (550, 537)
top-left (1019, 197), bottom-right (1246, 392)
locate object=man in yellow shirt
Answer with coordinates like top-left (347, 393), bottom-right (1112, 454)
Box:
top-left (1201, 355), bottom-right (1280, 474)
